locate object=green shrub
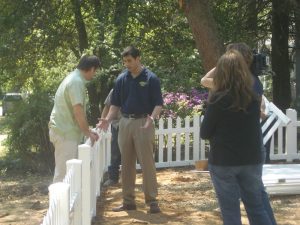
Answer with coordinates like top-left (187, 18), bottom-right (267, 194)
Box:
top-left (1, 91), bottom-right (54, 174)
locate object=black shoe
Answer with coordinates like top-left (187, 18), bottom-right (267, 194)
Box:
top-left (112, 204), bottom-right (137, 212)
top-left (149, 202), bottom-right (161, 214)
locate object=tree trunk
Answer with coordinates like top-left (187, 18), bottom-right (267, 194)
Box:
top-left (181, 0), bottom-right (223, 72)
top-left (246, 0), bottom-right (258, 40)
top-left (71, 0), bottom-right (100, 126)
top-left (271, 0), bottom-right (290, 110)
top-left (293, 0), bottom-right (300, 112)
top-left (112, 0), bottom-right (130, 52)
top-left (92, 0), bottom-right (105, 43)
top-left (86, 82), bottom-right (101, 126)
top-left (71, 0), bottom-right (89, 53)
top-left (92, 0), bottom-right (108, 63)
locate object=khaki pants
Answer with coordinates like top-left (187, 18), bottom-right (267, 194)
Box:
top-left (49, 129), bottom-right (79, 183)
top-left (118, 117), bottom-right (158, 205)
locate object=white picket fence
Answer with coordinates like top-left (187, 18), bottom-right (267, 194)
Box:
top-left (41, 131), bottom-right (111, 225)
top-left (153, 108), bottom-right (298, 168)
top-left (41, 107), bottom-right (300, 225)
top-left (267, 109), bottom-right (299, 161)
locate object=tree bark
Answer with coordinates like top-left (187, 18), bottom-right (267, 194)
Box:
top-left (92, 0), bottom-right (105, 43)
top-left (71, 0), bottom-right (100, 125)
top-left (112, 0), bottom-right (130, 52)
top-left (86, 82), bottom-right (101, 126)
top-left (246, 0), bottom-right (258, 39)
top-left (292, 0), bottom-right (300, 112)
top-left (271, 0), bottom-right (290, 110)
top-left (92, 0), bottom-right (108, 62)
top-left (181, 0), bottom-right (224, 72)
top-left (71, 0), bottom-right (89, 53)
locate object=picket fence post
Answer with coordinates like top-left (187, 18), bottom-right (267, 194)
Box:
top-left (193, 115), bottom-right (200, 161)
top-left (78, 144), bottom-right (92, 225)
top-left (158, 118), bottom-right (164, 164)
top-left (176, 117), bottom-right (182, 162)
top-left (285, 109), bottom-right (298, 162)
top-left (48, 182), bottom-right (70, 225)
top-left (66, 159), bottom-right (82, 225)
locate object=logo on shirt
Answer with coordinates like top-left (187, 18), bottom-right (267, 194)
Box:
top-left (139, 81), bottom-right (147, 87)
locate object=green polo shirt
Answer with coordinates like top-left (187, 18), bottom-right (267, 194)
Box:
top-left (49, 69), bottom-right (88, 141)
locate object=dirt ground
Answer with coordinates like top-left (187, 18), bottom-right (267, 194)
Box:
top-left (95, 167), bottom-right (300, 225)
top-left (0, 175), bottom-right (51, 225)
top-left (1, 168), bottom-right (300, 225)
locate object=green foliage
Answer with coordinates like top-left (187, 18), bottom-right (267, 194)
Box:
top-left (1, 91), bottom-right (54, 174)
top-left (124, 0), bottom-right (203, 91)
top-left (259, 73), bottom-right (273, 100)
top-left (0, 87), bottom-right (3, 98)
top-left (212, 0), bottom-right (271, 47)
top-left (0, 0), bottom-right (276, 172)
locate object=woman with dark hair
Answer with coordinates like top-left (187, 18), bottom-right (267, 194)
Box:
top-left (200, 50), bottom-right (276, 225)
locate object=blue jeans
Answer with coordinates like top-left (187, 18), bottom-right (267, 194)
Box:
top-left (108, 125), bottom-right (121, 181)
top-left (260, 147), bottom-right (277, 225)
top-left (209, 163), bottom-right (277, 225)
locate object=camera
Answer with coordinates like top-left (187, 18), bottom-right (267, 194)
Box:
top-left (251, 50), bottom-right (268, 77)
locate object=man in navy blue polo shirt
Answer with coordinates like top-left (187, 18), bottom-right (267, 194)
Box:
top-left (97, 46), bottom-right (163, 214)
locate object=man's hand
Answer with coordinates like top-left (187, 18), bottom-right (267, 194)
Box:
top-left (88, 130), bottom-right (99, 146)
top-left (97, 118), bottom-right (110, 131)
top-left (141, 115), bottom-right (154, 129)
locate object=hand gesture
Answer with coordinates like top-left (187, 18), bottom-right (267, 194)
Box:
top-left (141, 115), bottom-right (154, 129)
top-left (88, 130), bottom-right (99, 146)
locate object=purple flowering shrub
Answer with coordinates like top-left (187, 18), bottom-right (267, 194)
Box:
top-left (161, 88), bottom-right (208, 119)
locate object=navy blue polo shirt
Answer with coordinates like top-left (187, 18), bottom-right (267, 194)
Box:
top-left (111, 68), bottom-right (163, 115)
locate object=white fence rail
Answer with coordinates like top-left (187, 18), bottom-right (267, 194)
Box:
top-left (42, 106), bottom-right (300, 225)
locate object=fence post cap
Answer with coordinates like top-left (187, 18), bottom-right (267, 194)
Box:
top-left (66, 159), bottom-right (82, 164)
top-left (78, 143), bottom-right (91, 150)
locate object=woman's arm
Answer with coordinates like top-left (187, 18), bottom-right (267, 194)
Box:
top-left (200, 67), bottom-right (216, 89)
top-left (200, 101), bottom-right (220, 139)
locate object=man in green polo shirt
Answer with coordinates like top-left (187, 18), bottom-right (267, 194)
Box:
top-left (49, 55), bottom-right (100, 183)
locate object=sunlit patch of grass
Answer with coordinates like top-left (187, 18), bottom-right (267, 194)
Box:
top-left (0, 144), bottom-right (7, 158)
top-left (0, 116), bottom-right (8, 158)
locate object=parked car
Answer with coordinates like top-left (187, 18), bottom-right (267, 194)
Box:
top-left (2, 93), bottom-right (23, 116)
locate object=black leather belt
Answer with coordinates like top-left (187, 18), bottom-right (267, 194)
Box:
top-left (122, 113), bottom-right (148, 119)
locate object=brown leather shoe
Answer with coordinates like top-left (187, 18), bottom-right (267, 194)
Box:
top-left (149, 202), bottom-right (161, 214)
top-left (112, 204), bottom-right (137, 212)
